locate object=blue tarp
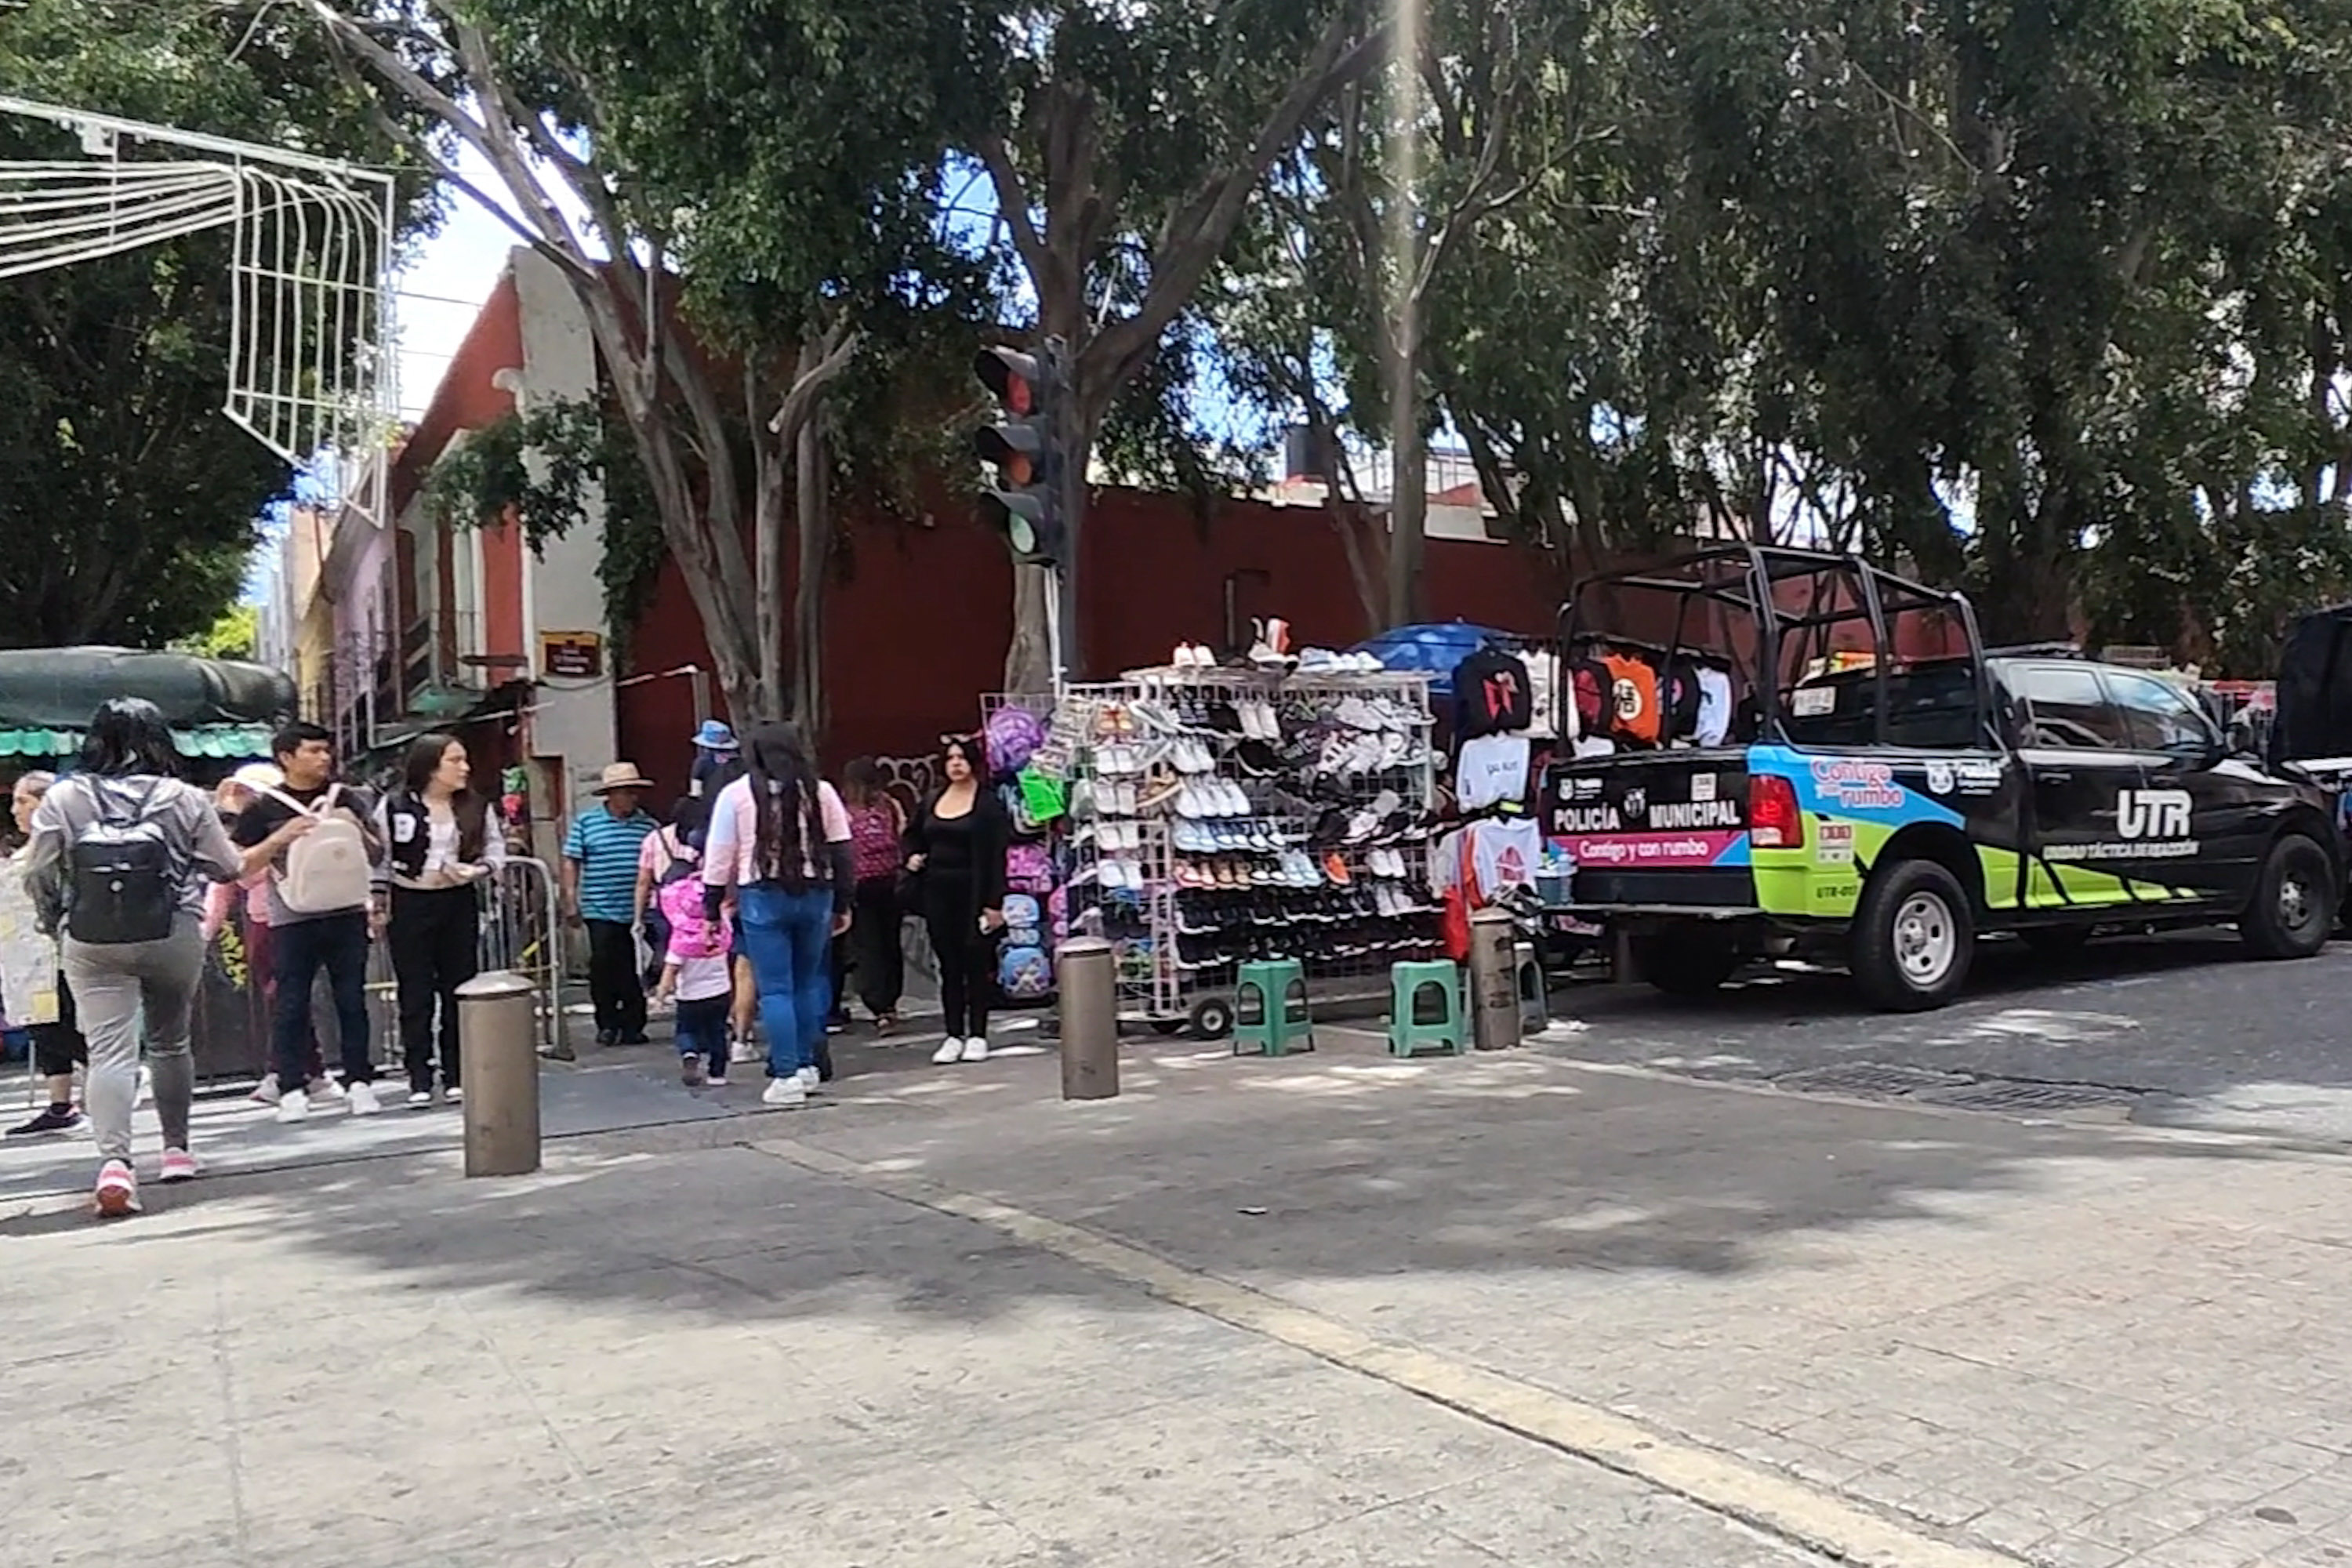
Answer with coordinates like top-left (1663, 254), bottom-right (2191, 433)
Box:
top-left (1351, 622), bottom-right (1508, 696)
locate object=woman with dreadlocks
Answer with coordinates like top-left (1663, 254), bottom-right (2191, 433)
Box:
top-left (700, 721), bottom-right (852, 1106)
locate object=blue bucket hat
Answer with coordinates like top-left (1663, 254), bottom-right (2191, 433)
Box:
top-left (693, 719), bottom-right (739, 753)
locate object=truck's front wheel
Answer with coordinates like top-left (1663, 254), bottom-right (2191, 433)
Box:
top-left (2241, 833), bottom-right (2336, 960)
top-left (1851, 860), bottom-right (1975, 1011)
top-left (1632, 935), bottom-right (1742, 997)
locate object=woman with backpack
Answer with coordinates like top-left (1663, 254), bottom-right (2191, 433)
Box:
top-left (376, 733), bottom-right (504, 1108)
top-left (20, 699), bottom-right (241, 1217)
top-left (701, 721), bottom-right (853, 1107)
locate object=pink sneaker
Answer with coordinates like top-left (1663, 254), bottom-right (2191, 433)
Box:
top-left (158, 1149), bottom-right (200, 1185)
top-left (93, 1159), bottom-right (139, 1218)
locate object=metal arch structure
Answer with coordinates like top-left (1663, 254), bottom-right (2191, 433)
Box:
top-left (0, 93), bottom-right (400, 522)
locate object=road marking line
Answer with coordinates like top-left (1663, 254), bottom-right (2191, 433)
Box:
top-left (755, 1136), bottom-right (2021, 1568)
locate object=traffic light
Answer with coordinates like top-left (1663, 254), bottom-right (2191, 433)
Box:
top-left (974, 343), bottom-right (1065, 567)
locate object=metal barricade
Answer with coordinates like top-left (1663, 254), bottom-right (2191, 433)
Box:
top-left (481, 857), bottom-right (563, 1059)
top-left (366, 858), bottom-right (564, 1069)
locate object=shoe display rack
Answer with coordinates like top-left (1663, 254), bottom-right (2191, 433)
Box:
top-left (1054, 668), bottom-right (1441, 1036)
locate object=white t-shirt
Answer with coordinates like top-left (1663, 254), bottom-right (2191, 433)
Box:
top-left (1696, 667), bottom-right (1733, 746)
top-left (1455, 733), bottom-right (1532, 811)
top-left (1468, 818), bottom-right (1543, 899)
top-left (672, 953), bottom-right (733, 1004)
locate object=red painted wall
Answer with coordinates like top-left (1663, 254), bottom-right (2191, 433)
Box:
top-left (618, 488), bottom-right (1563, 782)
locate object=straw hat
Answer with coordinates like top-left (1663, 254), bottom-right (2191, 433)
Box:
top-left (591, 762), bottom-right (655, 795)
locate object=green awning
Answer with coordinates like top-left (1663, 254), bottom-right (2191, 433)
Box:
top-left (0, 724), bottom-right (274, 760)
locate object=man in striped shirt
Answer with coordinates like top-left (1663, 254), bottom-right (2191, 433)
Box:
top-left (562, 763), bottom-right (659, 1047)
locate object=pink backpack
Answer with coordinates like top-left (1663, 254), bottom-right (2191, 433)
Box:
top-left (656, 876), bottom-right (728, 961)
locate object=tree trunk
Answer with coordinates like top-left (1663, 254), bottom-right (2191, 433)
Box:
top-left (792, 397), bottom-right (828, 737)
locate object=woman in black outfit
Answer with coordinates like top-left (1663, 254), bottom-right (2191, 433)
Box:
top-left (906, 737), bottom-right (1007, 1065)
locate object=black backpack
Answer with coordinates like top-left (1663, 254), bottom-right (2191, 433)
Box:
top-left (67, 779), bottom-right (176, 946)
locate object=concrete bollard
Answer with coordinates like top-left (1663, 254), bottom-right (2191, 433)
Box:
top-left (1468, 907), bottom-right (1522, 1051)
top-left (1056, 937), bottom-right (1120, 1100)
top-left (457, 970), bottom-right (541, 1177)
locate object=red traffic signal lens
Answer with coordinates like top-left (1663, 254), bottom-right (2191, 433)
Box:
top-left (975, 347), bottom-right (1040, 414)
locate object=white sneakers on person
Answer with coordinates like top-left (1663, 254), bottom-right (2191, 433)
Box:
top-left (796, 1066), bottom-right (821, 1091)
top-left (250, 1073), bottom-right (282, 1106)
top-left (347, 1082), bottom-right (383, 1116)
top-left (406, 1090), bottom-right (433, 1109)
top-left (275, 1087), bottom-right (311, 1125)
top-left (444, 1085), bottom-right (463, 1105)
top-left (931, 1037), bottom-right (965, 1065)
top-left (93, 1160), bottom-right (139, 1218)
top-left (960, 1036), bottom-right (990, 1063)
top-left (158, 1149), bottom-right (199, 1185)
top-left (761, 1076), bottom-right (807, 1107)
top-left (728, 1033), bottom-right (760, 1065)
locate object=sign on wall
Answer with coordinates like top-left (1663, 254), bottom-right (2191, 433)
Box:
top-left (539, 630), bottom-right (603, 680)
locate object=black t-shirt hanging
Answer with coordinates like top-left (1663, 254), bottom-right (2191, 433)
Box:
top-left (1452, 645), bottom-right (1534, 739)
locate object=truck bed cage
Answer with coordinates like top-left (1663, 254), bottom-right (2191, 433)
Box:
top-left (1559, 543), bottom-right (1992, 750)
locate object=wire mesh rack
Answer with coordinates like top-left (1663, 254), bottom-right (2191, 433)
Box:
top-left (1052, 669), bottom-right (1443, 1034)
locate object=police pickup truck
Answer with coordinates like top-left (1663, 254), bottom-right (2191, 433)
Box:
top-left (1547, 549), bottom-right (2341, 1011)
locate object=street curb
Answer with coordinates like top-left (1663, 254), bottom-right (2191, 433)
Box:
top-left (750, 1134), bottom-right (2028, 1568)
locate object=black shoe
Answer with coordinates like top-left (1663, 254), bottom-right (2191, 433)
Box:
top-left (619, 1030), bottom-right (652, 1047)
top-left (542, 1040), bottom-right (579, 1062)
top-left (594, 1029), bottom-right (619, 1048)
top-left (6, 1104), bottom-right (81, 1137)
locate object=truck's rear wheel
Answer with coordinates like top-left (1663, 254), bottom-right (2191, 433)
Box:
top-left (1852, 859), bottom-right (1975, 1011)
top-left (1632, 935), bottom-right (1742, 996)
top-left (2241, 833), bottom-right (2336, 960)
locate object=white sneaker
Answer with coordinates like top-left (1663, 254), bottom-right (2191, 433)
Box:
top-left (960, 1036), bottom-right (990, 1063)
top-left (761, 1076), bottom-right (807, 1107)
top-left (275, 1088), bottom-right (311, 1125)
top-left (797, 1065), bottom-right (820, 1091)
top-left (931, 1037), bottom-right (966, 1065)
top-left (249, 1073), bottom-right (281, 1106)
top-left (347, 1082), bottom-right (383, 1116)
top-left (729, 1035), bottom-right (761, 1065)
top-left (311, 1076), bottom-right (347, 1102)
top-left (406, 1090), bottom-right (433, 1109)
top-left (443, 1085), bottom-right (463, 1105)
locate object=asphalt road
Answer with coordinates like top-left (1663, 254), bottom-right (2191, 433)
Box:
top-left (1542, 931), bottom-right (2352, 1144)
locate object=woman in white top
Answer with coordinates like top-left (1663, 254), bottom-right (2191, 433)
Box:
top-left (702, 721), bottom-right (852, 1106)
top-left (374, 733), bottom-right (506, 1107)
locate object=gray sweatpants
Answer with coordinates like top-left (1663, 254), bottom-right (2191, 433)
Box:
top-left (61, 918), bottom-right (203, 1163)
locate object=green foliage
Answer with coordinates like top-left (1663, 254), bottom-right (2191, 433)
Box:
top-left (175, 603), bottom-right (260, 662)
top-left (420, 395), bottom-right (666, 658)
top-left (0, 0), bottom-right (431, 649)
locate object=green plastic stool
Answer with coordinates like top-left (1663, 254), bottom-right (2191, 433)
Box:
top-left (1233, 960), bottom-right (1313, 1056)
top-left (1386, 960), bottom-right (1465, 1057)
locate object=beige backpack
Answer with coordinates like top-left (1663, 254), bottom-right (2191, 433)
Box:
top-left (265, 786), bottom-right (374, 914)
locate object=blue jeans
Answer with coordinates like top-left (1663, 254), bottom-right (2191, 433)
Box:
top-left (736, 884), bottom-right (835, 1080)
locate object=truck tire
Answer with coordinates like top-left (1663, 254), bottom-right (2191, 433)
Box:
top-left (2240, 833), bottom-right (2336, 960)
top-left (1632, 935), bottom-right (1742, 997)
top-left (1851, 859), bottom-right (1975, 1011)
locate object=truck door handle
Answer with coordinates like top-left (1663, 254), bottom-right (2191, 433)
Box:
top-left (2039, 769), bottom-right (2073, 784)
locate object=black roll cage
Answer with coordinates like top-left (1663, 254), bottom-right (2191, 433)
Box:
top-left (1556, 543), bottom-right (1993, 749)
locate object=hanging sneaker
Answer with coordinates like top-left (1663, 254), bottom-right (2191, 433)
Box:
top-left (6, 1104), bottom-right (82, 1138)
top-left (728, 1032), bottom-right (760, 1065)
top-left (158, 1148), bottom-right (200, 1185)
top-left (93, 1160), bottom-right (139, 1218)
top-left (761, 1076), bottom-right (808, 1107)
top-left (275, 1087), bottom-right (312, 1125)
top-left (346, 1082), bottom-right (383, 1116)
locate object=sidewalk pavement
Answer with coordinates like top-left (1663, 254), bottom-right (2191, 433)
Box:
top-left (4, 1025), bottom-right (2351, 1566)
